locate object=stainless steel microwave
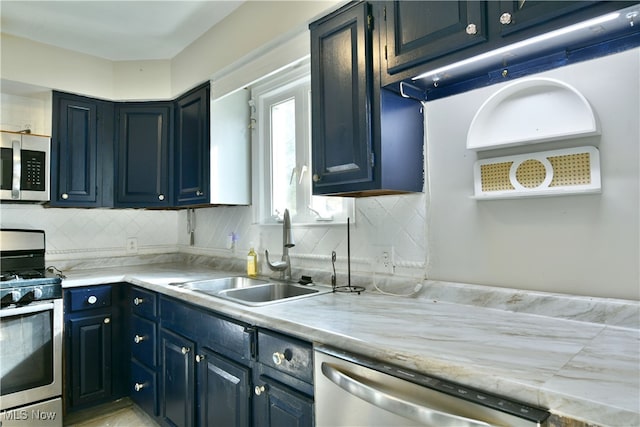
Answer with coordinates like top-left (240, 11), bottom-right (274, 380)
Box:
top-left (1, 131), bottom-right (50, 202)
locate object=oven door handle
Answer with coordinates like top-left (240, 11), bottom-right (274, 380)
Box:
top-left (0, 301), bottom-right (54, 317)
top-left (321, 362), bottom-right (492, 427)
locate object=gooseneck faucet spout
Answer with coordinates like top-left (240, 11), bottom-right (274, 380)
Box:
top-left (265, 209), bottom-right (295, 280)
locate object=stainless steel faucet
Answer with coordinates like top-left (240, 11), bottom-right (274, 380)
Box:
top-left (265, 209), bottom-right (295, 280)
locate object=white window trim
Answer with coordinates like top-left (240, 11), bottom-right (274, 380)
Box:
top-left (250, 60), bottom-right (354, 226)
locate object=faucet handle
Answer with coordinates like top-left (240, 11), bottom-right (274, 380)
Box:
top-left (265, 250), bottom-right (287, 271)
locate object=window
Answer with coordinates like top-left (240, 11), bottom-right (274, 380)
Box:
top-left (251, 61), bottom-right (352, 224)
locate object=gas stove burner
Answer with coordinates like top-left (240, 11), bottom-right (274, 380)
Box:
top-left (1, 270), bottom-right (45, 281)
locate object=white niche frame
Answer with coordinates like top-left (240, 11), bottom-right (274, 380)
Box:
top-left (467, 77), bottom-right (599, 151)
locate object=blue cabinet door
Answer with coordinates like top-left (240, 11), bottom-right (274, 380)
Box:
top-left (175, 83), bottom-right (210, 206)
top-left (51, 92), bottom-right (114, 207)
top-left (197, 348), bottom-right (250, 427)
top-left (384, 1), bottom-right (487, 76)
top-left (160, 328), bottom-right (195, 427)
top-left (253, 375), bottom-right (313, 427)
top-left (68, 313), bottom-right (112, 407)
top-left (310, 2), bottom-right (374, 194)
top-left (116, 103), bottom-right (173, 207)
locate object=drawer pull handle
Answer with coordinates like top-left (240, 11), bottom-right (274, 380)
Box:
top-left (133, 297), bottom-right (143, 306)
top-left (134, 382), bottom-right (145, 392)
top-left (254, 385), bottom-right (266, 396)
top-left (61, 193), bottom-right (69, 200)
top-left (134, 334), bottom-right (145, 344)
top-left (196, 354), bottom-right (205, 363)
top-left (88, 295), bottom-right (97, 304)
top-left (273, 352), bottom-right (285, 365)
top-left (181, 347), bottom-right (190, 355)
top-left (272, 349), bottom-right (292, 366)
top-left (103, 317), bottom-right (110, 324)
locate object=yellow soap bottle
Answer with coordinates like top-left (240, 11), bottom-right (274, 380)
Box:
top-left (247, 244), bottom-right (258, 277)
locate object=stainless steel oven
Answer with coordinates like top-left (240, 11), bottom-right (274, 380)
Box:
top-left (0, 229), bottom-right (63, 427)
top-left (0, 131), bottom-right (51, 202)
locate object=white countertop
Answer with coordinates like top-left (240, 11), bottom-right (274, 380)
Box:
top-left (61, 263), bottom-right (640, 426)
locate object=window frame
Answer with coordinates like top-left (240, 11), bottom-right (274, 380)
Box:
top-left (250, 62), bottom-right (353, 226)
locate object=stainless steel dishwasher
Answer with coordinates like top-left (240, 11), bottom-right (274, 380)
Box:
top-left (314, 346), bottom-right (549, 427)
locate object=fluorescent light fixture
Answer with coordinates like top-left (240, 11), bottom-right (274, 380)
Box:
top-left (413, 11), bottom-right (622, 82)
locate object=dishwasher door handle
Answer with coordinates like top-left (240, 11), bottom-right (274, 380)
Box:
top-left (321, 362), bottom-right (493, 427)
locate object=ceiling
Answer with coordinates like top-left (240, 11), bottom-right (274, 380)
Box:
top-left (0, 1), bottom-right (244, 61)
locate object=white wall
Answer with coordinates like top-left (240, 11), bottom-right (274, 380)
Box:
top-left (425, 49), bottom-right (639, 300)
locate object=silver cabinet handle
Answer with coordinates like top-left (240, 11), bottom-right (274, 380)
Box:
top-left (321, 363), bottom-right (491, 427)
top-left (88, 295), bottom-right (97, 304)
top-left (134, 382), bottom-right (145, 392)
top-left (134, 334), bottom-right (144, 344)
top-left (103, 317), bottom-right (110, 324)
top-left (272, 352), bottom-right (285, 365)
top-left (181, 347), bottom-right (190, 355)
top-left (196, 190), bottom-right (203, 196)
top-left (195, 354), bottom-right (205, 363)
top-left (312, 174), bottom-right (320, 183)
top-left (499, 12), bottom-right (512, 25)
top-left (62, 193), bottom-right (69, 200)
top-left (158, 194), bottom-right (165, 201)
top-left (254, 385), bottom-right (266, 396)
top-left (465, 23), bottom-right (477, 35)
top-left (133, 297), bottom-right (143, 306)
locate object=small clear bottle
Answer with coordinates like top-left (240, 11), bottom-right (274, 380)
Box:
top-left (247, 244), bottom-right (258, 277)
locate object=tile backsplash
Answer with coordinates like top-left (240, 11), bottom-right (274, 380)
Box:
top-left (0, 193), bottom-right (427, 282)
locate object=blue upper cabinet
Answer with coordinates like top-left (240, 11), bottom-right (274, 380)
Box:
top-left (51, 84), bottom-right (212, 209)
top-left (174, 82), bottom-right (210, 206)
top-left (310, 2), bottom-right (424, 196)
top-left (310, 2), bottom-right (374, 193)
top-left (51, 91), bottom-right (114, 207)
top-left (381, 1), bottom-right (639, 98)
top-left (115, 103), bottom-right (173, 207)
top-left (384, 1), bottom-right (488, 77)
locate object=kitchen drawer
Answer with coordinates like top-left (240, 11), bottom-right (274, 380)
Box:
top-left (131, 314), bottom-right (157, 368)
top-left (131, 287), bottom-right (157, 319)
top-left (68, 285), bottom-right (112, 312)
top-left (258, 329), bottom-right (313, 383)
top-left (131, 359), bottom-right (158, 417)
top-left (160, 296), bottom-right (253, 362)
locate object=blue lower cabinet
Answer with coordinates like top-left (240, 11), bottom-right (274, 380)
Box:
top-left (160, 329), bottom-right (195, 427)
top-left (69, 313), bottom-right (112, 406)
top-left (64, 284), bottom-right (128, 413)
top-left (131, 359), bottom-right (158, 416)
top-left (197, 348), bottom-right (251, 427)
top-left (252, 374), bottom-right (314, 427)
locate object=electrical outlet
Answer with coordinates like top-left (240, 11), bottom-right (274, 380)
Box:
top-left (374, 246), bottom-right (395, 274)
top-left (126, 237), bottom-right (138, 254)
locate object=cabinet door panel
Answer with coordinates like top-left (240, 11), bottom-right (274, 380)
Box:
top-left (311, 2), bottom-right (373, 192)
top-left (197, 349), bottom-right (250, 427)
top-left (175, 84), bottom-right (210, 206)
top-left (131, 359), bottom-right (158, 417)
top-left (69, 314), bottom-right (112, 407)
top-left (254, 377), bottom-right (313, 427)
top-left (160, 329), bottom-right (194, 427)
top-left (385, 1), bottom-right (487, 75)
top-left (496, 1), bottom-right (595, 37)
top-left (52, 94), bottom-right (98, 204)
top-left (116, 104), bottom-right (172, 207)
